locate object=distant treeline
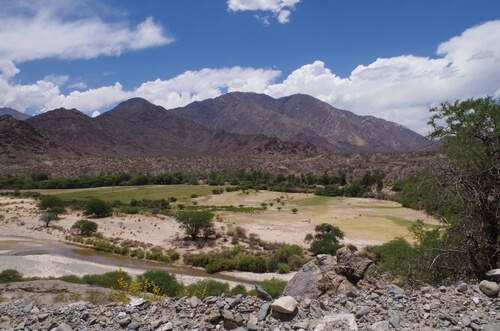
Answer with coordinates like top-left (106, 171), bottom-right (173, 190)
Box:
top-left (0, 170), bottom-right (385, 198)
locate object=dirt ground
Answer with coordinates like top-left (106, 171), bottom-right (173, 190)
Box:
top-left (0, 192), bottom-right (434, 280)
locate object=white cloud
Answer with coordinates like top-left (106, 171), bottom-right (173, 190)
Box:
top-left (0, 1), bottom-right (173, 63)
top-left (227, 0), bottom-right (301, 24)
top-left (1, 20), bottom-right (499, 137)
top-left (265, 20), bottom-right (500, 135)
top-left (68, 82), bottom-right (88, 90)
top-left (43, 74), bottom-right (69, 86)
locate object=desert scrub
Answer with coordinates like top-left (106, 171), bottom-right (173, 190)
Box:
top-left (83, 270), bottom-right (132, 289)
top-left (184, 279), bottom-right (229, 299)
top-left (112, 269), bottom-right (164, 304)
top-left (137, 270), bottom-right (182, 297)
top-left (85, 290), bottom-right (112, 304)
top-left (260, 278), bottom-right (288, 299)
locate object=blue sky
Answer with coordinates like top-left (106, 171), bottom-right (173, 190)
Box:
top-left (1, 0), bottom-right (500, 135)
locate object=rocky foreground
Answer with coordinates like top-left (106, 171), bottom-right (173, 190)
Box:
top-left (1, 280), bottom-right (500, 331)
top-left (2, 248), bottom-right (500, 330)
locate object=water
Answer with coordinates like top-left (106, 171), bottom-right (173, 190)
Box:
top-left (0, 238), bottom-right (257, 285)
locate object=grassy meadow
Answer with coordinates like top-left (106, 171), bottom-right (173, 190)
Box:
top-left (31, 185), bottom-right (435, 246)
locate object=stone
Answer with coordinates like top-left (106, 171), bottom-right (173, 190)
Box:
top-left (259, 302), bottom-right (271, 321)
top-left (255, 285), bottom-right (273, 301)
top-left (247, 322), bottom-right (258, 331)
top-left (369, 321), bottom-right (390, 331)
top-left (389, 314), bottom-right (400, 329)
top-left (190, 296), bottom-right (199, 308)
top-left (486, 269), bottom-right (500, 281)
top-left (162, 322), bottom-right (173, 330)
top-left (483, 325), bottom-right (500, 331)
top-left (23, 303), bottom-right (33, 313)
top-left (314, 313), bottom-right (358, 331)
top-left (282, 250), bottom-right (379, 301)
top-left (56, 323), bottom-right (73, 331)
top-left (355, 307), bottom-right (370, 319)
top-left (479, 280), bottom-right (500, 296)
top-left (271, 296), bottom-right (298, 314)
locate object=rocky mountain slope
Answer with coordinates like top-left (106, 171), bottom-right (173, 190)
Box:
top-left (25, 98), bottom-right (323, 158)
top-left (172, 92), bottom-right (430, 153)
top-left (0, 115), bottom-right (84, 165)
top-left (0, 107), bottom-right (31, 121)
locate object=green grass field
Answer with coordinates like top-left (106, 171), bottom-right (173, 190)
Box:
top-left (34, 185), bottom-right (216, 203)
top-left (30, 185), bottom-right (436, 245)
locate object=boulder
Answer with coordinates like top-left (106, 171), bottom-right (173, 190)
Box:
top-left (271, 296), bottom-right (298, 314)
top-left (486, 269), bottom-right (500, 282)
top-left (479, 280), bottom-right (500, 296)
top-left (282, 248), bottom-right (382, 301)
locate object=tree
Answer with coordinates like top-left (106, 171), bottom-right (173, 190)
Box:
top-left (423, 97), bottom-right (500, 279)
top-left (176, 210), bottom-right (214, 239)
top-left (84, 198), bottom-right (112, 218)
top-left (71, 220), bottom-right (98, 236)
top-left (305, 223), bottom-right (345, 255)
top-left (37, 195), bottom-right (66, 227)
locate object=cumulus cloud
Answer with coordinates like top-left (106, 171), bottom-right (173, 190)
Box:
top-left (227, 0), bottom-right (301, 24)
top-left (265, 20), bottom-right (500, 135)
top-left (0, 0), bottom-right (172, 67)
top-left (1, 19), bottom-right (499, 136)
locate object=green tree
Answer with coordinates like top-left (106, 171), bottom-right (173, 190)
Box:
top-left (176, 210), bottom-right (214, 239)
top-left (38, 195), bottom-right (66, 227)
top-left (305, 223), bottom-right (345, 255)
top-left (84, 198), bottom-right (112, 218)
top-left (424, 96), bottom-right (500, 278)
top-left (71, 220), bottom-right (98, 236)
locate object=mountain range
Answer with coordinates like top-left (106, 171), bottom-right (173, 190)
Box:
top-left (0, 93), bottom-right (432, 167)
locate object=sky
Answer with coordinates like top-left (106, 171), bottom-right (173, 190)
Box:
top-left (1, 0), bottom-right (500, 135)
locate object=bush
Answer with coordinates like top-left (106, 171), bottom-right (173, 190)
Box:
top-left (229, 284), bottom-right (248, 296)
top-left (137, 270), bottom-right (183, 297)
top-left (71, 220), bottom-right (98, 236)
top-left (277, 263), bottom-right (291, 274)
top-left (0, 269), bottom-right (23, 283)
top-left (82, 270), bottom-right (132, 289)
top-left (185, 279), bottom-right (229, 298)
top-left (58, 275), bottom-right (84, 284)
top-left (260, 278), bottom-right (287, 299)
top-left (84, 198), bottom-right (112, 218)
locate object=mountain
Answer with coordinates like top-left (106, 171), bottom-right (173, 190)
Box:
top-left (26, 98), bottom-right (323, 158)
top-left (171, 92), bottom-right (429, 153)
top-left (0, 115), bottom-right (83, 165)
top-left (0, 107), bottom-right (31, 120)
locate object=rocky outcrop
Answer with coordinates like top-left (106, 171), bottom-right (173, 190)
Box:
top-left (282, 247), bottom-right (384, 301)
top-left (1, 281), bottom-right (500, 330)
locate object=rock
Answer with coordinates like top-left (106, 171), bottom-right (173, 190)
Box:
top-left (355, 307), bottom-right (370, 319)
top-left (369, 320), bottom-right (390, 331)
top-left (314, 313), bottom-right (358, 331)
top-left (479, 280), bottom-right (500, 296)
top-left (483, 325), bottom-right (500, 331)
top-left (22, 303), bottom-right (33, 313)
top-left (389, 314), bottom-right (400, 329)
top-left (271, 296), bottom-right (298, 314)
top-left (486, 269), bottom-right (500, 281)
top-left (56, 323), bottom-right (73, 331)
top-left (162, 322), bottom-right (173, 330)
top-left (190, 296), bottom-right (199, 308)
top-left (255, 285), bottom-right (273, 301)
top-left (282, 250), bottom-right (379, 301)
top-left (259, 302), bottom-right (271, 321)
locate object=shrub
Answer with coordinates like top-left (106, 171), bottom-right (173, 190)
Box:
top-left (71, 220), bottom-right (98, 236)
top-left (82, 270), bottom-right (131, 289)
top-left (229, 284), bottom-right (248, 296)
top-left (58, 275), bottom-right (84, 284)
top-left (84, 198), bottom-right (112, 218)
top-left (137, 270), bottom-right (183, 297)
top-left (277, 263), bottom-right (291, 274)
top-left (185, 279), bottom-right (229, 298)
top-left (260, 278), bottom-right (287, 299)
top-left (0, 269), bottom-right (23, 283)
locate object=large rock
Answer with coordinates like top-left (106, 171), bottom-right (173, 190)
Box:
top-left (479, 280), bottom-right (500, 296)
top-left (282, 248), bottom-right (381, 301)
top-left (271, 296), bottom-right (298, 314)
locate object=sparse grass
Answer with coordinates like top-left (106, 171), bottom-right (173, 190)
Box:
top-left (85, 290), bottom-right (112, 304)
top-left (33, 185), bottom-right (216, 203)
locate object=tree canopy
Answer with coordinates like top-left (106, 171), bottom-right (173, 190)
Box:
top-left (176, 210), bottom-right (215, 239)
top-left (84, 198), bottom-right (112, 218)
top-left (37, 195), bottom-right (66, 227)
top-left (426, 96), bottom-right (500, 278)
top-left (305, 223), bottom-right (345, 255)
